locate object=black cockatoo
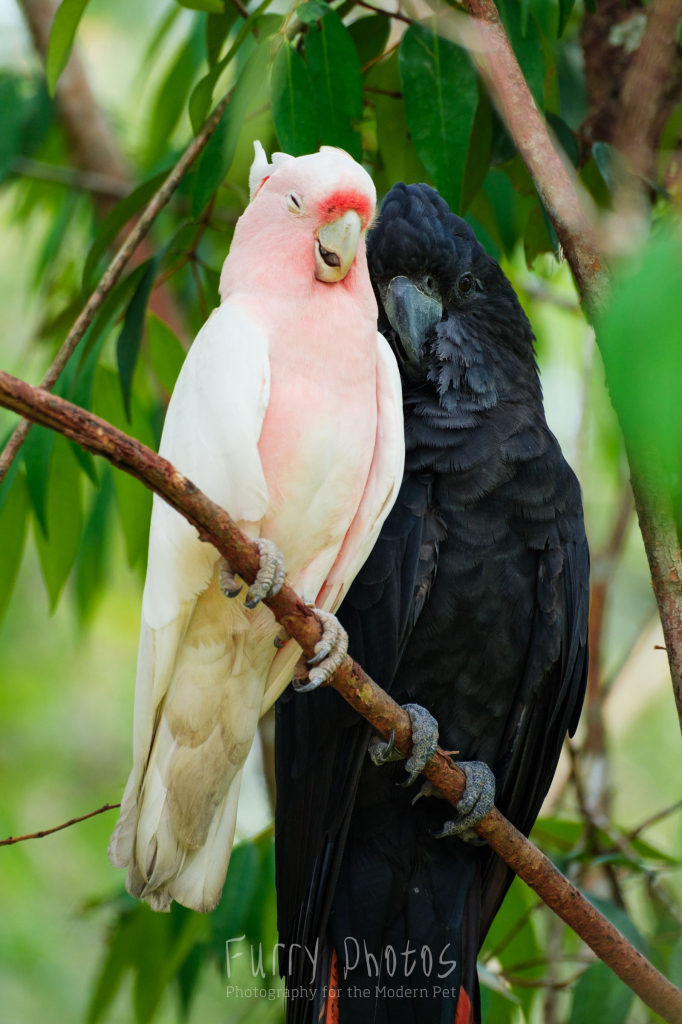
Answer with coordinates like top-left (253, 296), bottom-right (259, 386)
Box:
top-left (275, 182), bottom-right (589, 1024)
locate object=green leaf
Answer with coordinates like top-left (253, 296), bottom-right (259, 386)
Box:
top-left (93, 368), bottom-right (155, 568)
top-left (117, 258), bottom-right (160, 420)
top-left (367, 51), bottom-right (427, 190)
top-left (597, 227), bottom-right (682, 496)
top-left (0, 471), bottom-right (29, 630)
top-left (146, 21), bottom-right (205, 167)
top-left (569, 961), bottom-right (633, 1024)
top-left (547, 111), bottom-right (578, 167)
top-left (82, 170), bottom-right (169, 293)
top-left (461, 83), bottom-right (492, 213)
top-left (45, 0), bottom-right (91, 96)
top-left (304, 3), bottom-right (363, 161)
top-left (75, 468), bottom-right (113, 622)
top-left (87, 907), bottom-right (138, 1024)
top-left (271, 40), bottom-right (318, 156)
top-left (147, 312), bottom-right (186, 394)
top-left (176, 0), bottom-right (224, 11)
top-left (558, 0), bottom-right (576, 37)
top-left (348, 15), bottom-right (390, 69)
top-left (188, 0), bottom-right (273, 133)
top-left (191, 36), bottom-right (273, 217)
top-left (497, 0), bottom-right (545, 111)
top-left (399, 23), bottom-right (478, 214)
top-left (0, 75), bottom-right (28, 182)
top-left (297, 0), bottom-right (331, 24)
top-left (34, 435), bottom-right (83, 611)
top-left (22, 425), bottom-right (55, 536)
top-left (206, 5), bottom-right (240, 66)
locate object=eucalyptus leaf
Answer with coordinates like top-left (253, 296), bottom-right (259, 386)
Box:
top-left (497, 0), bottom-right (545, 111)
top-left (82, 170), bottom-right (169, 292)
top-left (558, 0), bottom-right (576, 37)
top-left (45, 0), bottom-right (91, 96)
top-left (0, 76), bottom-right (27, 182)
top-left (206, 5), bottom-right (240, 66)
top-left (348, 14), bottom-right (390, 69)
top-left (75, 469), bottom-right (113, 622)
top-left (146, 21), bottom-right (205, 167)
top-left (22, 425), bottom-right (55, 537)
top-left (192, 37), bottom-right (273, 217)
top-left (117, 257), bottom-right (159, 420)
top-left (147, 312), bottom-right (186, 394)
top-left (93, 368), bottom-right (155, 568)
top-left (176, 0), bottom-right (224, 11)
top-left (399, 23), bottom-right (478, 213)
top-left (569, 960), bottom-right (633, 1024)
top-left (271, 40), bottom-right (318, 156)
top-left (366, 51), bottom-right (427, 190)
top-left (34, 435), bottom-right (83, 611)
top-left (0, 471), bottom-right (29, 630)
top-left (304, 3), bottom-right (363, 161)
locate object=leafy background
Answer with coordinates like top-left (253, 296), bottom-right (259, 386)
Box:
top-left (1, 0), bottom-right (682, 1020)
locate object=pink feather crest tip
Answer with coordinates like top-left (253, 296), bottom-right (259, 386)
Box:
top-left (318, 189), bottom-right (374, 229)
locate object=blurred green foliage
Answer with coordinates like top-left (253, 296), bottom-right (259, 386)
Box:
top-left (1, 0), bottom-right (682, 1021)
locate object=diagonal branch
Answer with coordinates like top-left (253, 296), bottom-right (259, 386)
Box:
top-left (459, 0), bottom-right (682, 744)
top-left (0, 87), bottom-right (233, 488)
top-left (0, 370), bottom-right (681, 1024)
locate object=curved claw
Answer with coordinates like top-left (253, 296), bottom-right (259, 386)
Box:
top-left (433, 761), bottom-right (495, 844)
top-left (368, 730), bottom-right (404, 766)
top-left (400, 704), bottom-right (439, 786)
top-left (292, 609), bottom-right (349, 692)
top-left (243, 539), bottom-right (286, 609)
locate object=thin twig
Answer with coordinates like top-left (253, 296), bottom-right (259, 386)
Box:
top-left (627, 801), bottom-right (682, 842)
top-left (0, 803), bottom-right (121, 846)
top-left (0, 88), bottom-right (233, 487)
top-left (364, 86), bottom-right (403, 99)
top-left (355, 0), bottom-right (413, 23)
top-left (1, 378), bottom-right (682, 1022)
top-left (229, 0), bottom-right (250, 18)
top-left (10, 157), bottom-right (130, 199)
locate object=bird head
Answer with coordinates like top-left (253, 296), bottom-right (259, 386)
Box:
top-left (367, 182), bottom-right (532, 391)
top-left (221, 143), bottom-right (376, 299)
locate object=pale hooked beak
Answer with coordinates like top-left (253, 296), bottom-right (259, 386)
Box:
top-left (314, 210), bottom-right (362, 283)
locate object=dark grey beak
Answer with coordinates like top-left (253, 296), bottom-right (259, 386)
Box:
top-left (383, 276), bottom-right (442, 370)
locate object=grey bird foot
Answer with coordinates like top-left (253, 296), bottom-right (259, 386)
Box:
top-left (401, 704), bottom-right (439, 786)
top-left (368, 730), bottom-right (404, 766)
top-left (433, 761), bottom-right (495, 844)
top-left (292, 609), bottom-right (348, 693)
top-left (219, 539), bottom-right (285, 608)
top-left (368, 704), bottom-right (439, 785)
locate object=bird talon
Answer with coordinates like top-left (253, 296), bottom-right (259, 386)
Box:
top-left (291, 609), bottom-right (348, 692)
top-left (274, 627), bottom-right (291, 649)
top-left (243, 539), bottom-right (286, 608)
top-left (433, 761), bottom-right (495, 844)
top-left (401, 704), bottom-right (439, 786)
top-left (368, 729), bottom-right (403, 766)
top-left (219, 559), bottom-right (243, 598)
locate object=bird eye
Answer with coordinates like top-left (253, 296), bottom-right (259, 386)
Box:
top-left (287, 193), bottom-right (303, 214)
top-left (458, 272), bottom-right (474, 295)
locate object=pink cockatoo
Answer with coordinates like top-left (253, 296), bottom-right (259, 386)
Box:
top-left (108, 144), bottom-right (404, 914)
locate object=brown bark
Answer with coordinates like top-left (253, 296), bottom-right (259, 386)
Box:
top-left (18, 0), bottom-right (184, 335)
top-left (460, 0), bottom-right (609, 315)
top-left (1, 369), bottom-right (682, 1023)
top-left (614, 0), bottom-right (682, 180)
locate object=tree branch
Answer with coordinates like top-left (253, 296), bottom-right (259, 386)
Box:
top-left (0, 87), bottom-right (233, 488)
top-left (1, 371), bottom-right (681, 1023)
top-left (459, 0), bottom-right (609, 315)
top-left (0, 803), bottom-right (120, 847)
top-left (459, 0), bottom-right (682, 742)
top-left (613, 0), bottom-right (682, 181)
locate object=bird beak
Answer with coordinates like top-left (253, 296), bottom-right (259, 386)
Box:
top-left (383, 277), bottom-right (442, 370)
top-left (314, 210), bottom-right (362, 283)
